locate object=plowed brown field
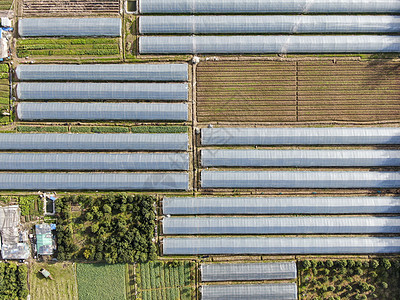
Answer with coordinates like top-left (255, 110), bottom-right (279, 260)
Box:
top-left (196, 60), bottom-right (400, 123)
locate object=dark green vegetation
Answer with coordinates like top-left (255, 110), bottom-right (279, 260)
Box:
top-left (77, 263), bottom-right (126, 300)
top-left (0, 64), bottom-right (9, 125)
top-left (135, 260), bottom-right (195, 300)
top-left (55, 193), bottom-right (157, 263)
top-left (17, 38), bottom-right (120, 58)
top-left (0, 263), bottom-right (28, 299)
top-left (15, 125), bottom-right (188, 134)
top-left (17, 126), bottom-right (69, 133)
top-left (299, 258), bottom-right (400, 300)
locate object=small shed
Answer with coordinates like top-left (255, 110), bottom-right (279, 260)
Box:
top-left (35, 223), bottom-right (54, 255)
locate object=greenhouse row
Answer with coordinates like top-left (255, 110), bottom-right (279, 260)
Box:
top-left (16, 82), bottom-right (189, 101)
top-left (201, 262), bottom-right (297, 282)
top-left (17, 102), bottom-right (188, 121)
top-left (163, 216), bottom-right (400, 234)
top-left (163, 196), bottom-right (400, 215)
top-left (19, 18), bottom-right (122, 37)
top-left (0, 173), bottom-right (189, 190)
top-left (201, 127), bottom-right (400, 145)
top-left (200, 283), bottom-right (297, 300)
top-left (201, 149), bottom-right (400, 167)
top-left (139, 0), bottom-right (400, 14)
top-left (163, 237), bottom-right (400, 255)
top-left (15, 64), bottom-right (188, 82)
top-left (0, 133), bottom-right (188, 151)
top-left (139, 35), bottom-right (400, 54)
top-left (201, 171), bottom-right (400, 188)
top-left (0, 153), bottom-right (189, 171)
top-left (139, 15), bottom-right (400, 34)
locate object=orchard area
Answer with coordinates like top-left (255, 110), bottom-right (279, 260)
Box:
top-left (55, 193), bottom-right (157, 264)
top-left (299, 258), bottom-right (400, 300)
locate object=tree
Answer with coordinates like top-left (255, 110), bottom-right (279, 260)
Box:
top-left (371, 260), bottom-right (379, 269)
top-left (381, 282), bottom-right (388, 289)
top-left (326, 260), bottom-right (334, 268)
top-left (382, 258), bottom-right (391, 270)
top-left (302, 260), bottom-right (311, 269)
top-left (103, 204), bottom-right (112, 214)
top-left (85, 212), bottom-right (93, 221)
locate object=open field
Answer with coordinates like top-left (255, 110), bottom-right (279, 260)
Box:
top-left (196, 60), bottom-right (400, 123)
top-left (29, 262), bottom-right (78, 300)
top-left (77, 263), bottom-right (126, 300)
top-left (298, 258), bottom-right (400, 300)
top-left (135, 260), bottom-right (195, 300)
top-left (17, 38), bottom-right (120, 60)
top-left (22, 0), bottom-right (120, 16)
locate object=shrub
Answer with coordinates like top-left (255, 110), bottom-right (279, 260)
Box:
top-left (382, 258), bottom-right (391, 270)
top-left (347, 260), bottom-right (355, 268)
top-left (371, 260), bottom-right (379, 269)
top-left (301, 260), bottom-right (311, 270)
top-left (355, 267), bottom-right (363, 276)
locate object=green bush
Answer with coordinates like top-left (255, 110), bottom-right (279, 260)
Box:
top-left (71, 126), bottom-right (91, 133)
top-left (326, 260), bottom-right (334, 268)
top-left (131, 126), bottom-right (188, 133)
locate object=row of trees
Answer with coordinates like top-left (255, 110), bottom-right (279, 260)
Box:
top-left (0, 263), bottom-right (28, 299)
top-left (55, 193), bottom-right (157, 264)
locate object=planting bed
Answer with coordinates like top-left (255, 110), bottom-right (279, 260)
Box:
top-left (0, 0), bottom-right (11, 10)
top-left (135, 260), bottom-right (195, 300)
top-left (77, 263), bottom-right (126, 300)
top-left (0, 64), bottom-right (9, 125)
top-left (196, 60), bottom-right (400, 123)
top-left (22, 0), bottom-right (119, 16)
top-left (17, 38), bottom-right (120, 61)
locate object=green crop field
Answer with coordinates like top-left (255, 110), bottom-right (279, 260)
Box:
top-left (30, 263), bottom-right (78, 300)
top-left (0, 0), bottom-right (12, 10)
top-left (0, 64), bottom-right (9, 125)
top-left (77, 263), bottom-right (126, 300)
top-left (17, 38), bottom-right (120, 60)
top-left (135, 260), bottom-right (195, 300)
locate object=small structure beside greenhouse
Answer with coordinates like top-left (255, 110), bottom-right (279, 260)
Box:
top-left (35, 223), bottom-right (55, 256)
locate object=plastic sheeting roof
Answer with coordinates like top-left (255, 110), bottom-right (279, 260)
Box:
top-left (163, 237), bottom-right (400, 255)
top-left (163, 196), bottom-right (400, 215)
top-left (201, 171), bottom-right (400, 189)
top-left (163, 216), bottom-right (400, 234)
top-left (201, 127), bottom-right (400, 145)
top-left (19, 18), bottom-right (121, 37)
top-left (17, 102), bottom-right (188, 121)
top-left (201, 149), bottom-right (400, 167)
top-left (139, 0), bottom-right (400, 14)
top-left (0, 173), bottom-right (189, 190)
top-left (200, 283), bottom-right (297, 300)
top-left (0, 133), bottom-right (188, 151)
top-left (15, 64), bottom-right (188, 81)
top-left (139, 15), bottom-right (400, 34)
top-left (16, 82), bottom-right (188, 101)
top-left (0, 153), bottom-right (189, 171)
top-left (139, 35), bottom-right (400, 54)
top-left (201, 262), bottom-right (297, 282)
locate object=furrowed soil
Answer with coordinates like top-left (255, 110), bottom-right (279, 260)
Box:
top-left (22, 0), bottom-right (120, 16)
top-left (196, 60), bottom-right (400, 123)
